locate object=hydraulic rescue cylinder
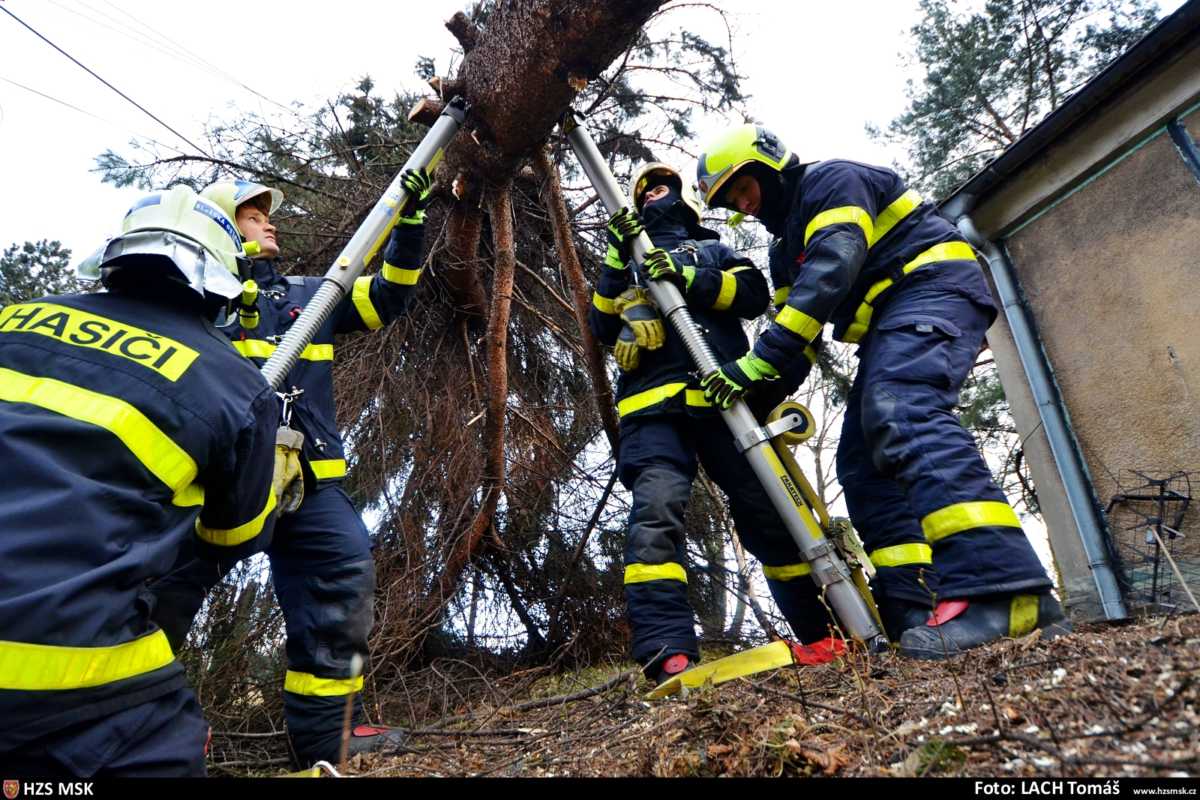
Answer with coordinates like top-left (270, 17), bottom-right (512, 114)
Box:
top-left (260, 96), bottom-right (469, 389)
top-left (561, 110), bottom-right (887, 651)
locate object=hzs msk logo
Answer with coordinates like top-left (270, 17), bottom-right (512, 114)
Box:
top-left (3, 780), bottom-right (19, 799)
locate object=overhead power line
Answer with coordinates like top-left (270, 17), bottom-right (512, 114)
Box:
top-left (90, 0), bottom-right (294, 114)
top-left (0, 74), bottom-right (185, 154)
top-left (1, 4), bottom-right (209, 156)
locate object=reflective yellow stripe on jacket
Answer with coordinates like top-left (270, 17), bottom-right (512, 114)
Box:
top-left (0, 630), bottom-right (174, 691)
top-left (381, 262), bottom-right (422, 286)
top-left (195, 488), bottom-right (277, 547)
top-left (0, 367), bottom-right (197, 502)
top-left (310, 458), bottom-right (347, 480)
top-left (232, 339), bottom-right (334, 362)
top-left (617, 383), bottom-right (712, 418)
top-left (624, 562), bottom-right (687, 584)
top-left (841, 241), bottom-right (976, 343)
top-left (352, 275), bottom-right (384, 330)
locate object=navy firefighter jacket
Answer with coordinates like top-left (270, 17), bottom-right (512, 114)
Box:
top-left (0, 287), bottom-right (279, 749)
top-left (753, 159), bottom-right (995, 372)
top-left (224, 223), bottom-right (424, 484)
top-left (589, 217), bottom-right (769, 421)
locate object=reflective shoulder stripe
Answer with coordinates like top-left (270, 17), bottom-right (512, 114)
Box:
top-left (284, 669), bottom-right (364, 697)
top-left (310, 458), bottom-right (347, 480)
top-left (869, 542), bottom-right (932, 569)
top-left (624, 562), bottom-right (687, 584)
top-left (772, 287), bottom-right (789, 310)
top-left (1009, 595), bottom-right (1040, 637)
top-left (871, 189), bottom-right (922, 245)
top-left (840, 240), bottom-right (977, 344)
top-left (775, 306), bottom-right (823, 342)
top-left (233, 339), bottom-right (333, 362)
top-left (712, 271), bottom-right (738, 311)
top-left (352, 275), bottom-right (384, 330)
top-left (0, 367), bottom-right (197, 499)
top-left (804, 206), bottom-right (873, 248)
top-left (922, 500), bottom-right (1021, 544)
top-left (617, 382), bottom-right (687, 418)
top-left (685, 389), bottom-right (711, 408)
top-left (803, 344), bottom-right (818, 364)
top-left (762, 562), bottom-right (811, 581)
top-left (0, 630), bottom-right (173, 691)
top-left (196, 488), bottom-right (277, 547)
top-left (382, 262), bottom-right (422, 286)
top-left (592, 291), bottom-right (617, 315)
top-left (727, 265), bottom-right (754, 274)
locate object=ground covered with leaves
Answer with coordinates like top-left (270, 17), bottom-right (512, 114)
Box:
top-left (215, 614), bottom-right (1198, 778)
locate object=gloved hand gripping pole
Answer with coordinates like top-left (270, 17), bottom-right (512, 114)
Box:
top-left (560, 110), bottom-right (887, 651)
top-left (259, 97), bottom-right (469, 389)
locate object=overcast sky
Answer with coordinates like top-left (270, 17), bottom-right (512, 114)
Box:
top-left (0, 0), bottom-right (928, 259)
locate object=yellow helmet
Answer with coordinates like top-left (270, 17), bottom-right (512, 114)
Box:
top-left (78, 185), bottom-right (245, 304)
top-left (695, 123), bottom-right (791, 208)
top-left (200, 179), bottom-right (284, 221)
top-left (628, 162), bottom-right (702, 224)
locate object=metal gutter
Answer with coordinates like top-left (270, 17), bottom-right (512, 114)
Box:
top-left (953, 216), bottom-right (1128, 620)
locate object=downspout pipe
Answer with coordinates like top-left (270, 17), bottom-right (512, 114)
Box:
top-left (951, 211), bottom-right (1128, 621)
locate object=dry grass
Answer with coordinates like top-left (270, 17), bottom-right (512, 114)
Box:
top-left (218, 613), bottom-right (1199, 778)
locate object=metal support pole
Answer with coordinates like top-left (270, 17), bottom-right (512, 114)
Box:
top-left (561, 111), bottom-right (886, 649)
top-left (260, 97), bottom-right (469, 389)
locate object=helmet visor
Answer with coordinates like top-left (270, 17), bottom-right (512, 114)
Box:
top-left (100, 230), bottom-right (243, 300)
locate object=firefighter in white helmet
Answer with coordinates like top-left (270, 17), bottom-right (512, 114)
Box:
top-left (151, 169), bottom-right (432, 766)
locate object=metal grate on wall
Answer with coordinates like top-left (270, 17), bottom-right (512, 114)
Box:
top-left (1105, 471), bottom-right (1200, 613)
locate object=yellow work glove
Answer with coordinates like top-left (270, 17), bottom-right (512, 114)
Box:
top-left (614, 287), bottom-right (664, 350)
top-left (274, 427), bottom-right (305, 514)
top-left (614, 324), bottom-right (641, 371)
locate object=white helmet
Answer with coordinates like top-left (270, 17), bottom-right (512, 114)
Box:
top-left (78, 185), bottom-right (246, 305)
top-left (200, 179), bottom-right (284, 221)
top-left (629, 162), bottom-right (703, 225)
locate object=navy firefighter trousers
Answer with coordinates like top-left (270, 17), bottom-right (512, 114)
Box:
top-left (619, 414), bottom-right (834, 666)
top-left (836, 268), bottom-right (1051, 606)
top-left (151, 483), bottom-right (374, 765)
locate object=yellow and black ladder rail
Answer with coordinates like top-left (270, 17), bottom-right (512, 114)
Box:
top-left (560, 110), bottom-right (887, 652)
top-left (259, 97), bottom-right (468, 389)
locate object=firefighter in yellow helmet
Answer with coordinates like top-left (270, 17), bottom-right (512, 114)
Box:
top-left (590, 162), bottom-right (853, 683)
top-left (694, 123), bottom-right (1069, 658)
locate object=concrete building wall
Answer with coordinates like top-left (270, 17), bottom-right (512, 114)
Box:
top-left (1001, 132), bottom-right (1200, 605)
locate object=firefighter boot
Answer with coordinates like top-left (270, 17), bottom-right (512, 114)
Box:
top-left (899, 593), bottom-right (1071, 660)
top-left (878, 599), bottom-right (932, 643)
top-left (650, 652), bottom-right (696, 685)
top-left (342, 725), bottom-right (411, 759)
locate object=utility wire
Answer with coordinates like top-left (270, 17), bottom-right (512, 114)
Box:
top-left (89, 0), bottom-right (295, 114)
top-left (1, 4), bottom-right (209, 156)
top-left (0, 74), bottom-right (185, 155)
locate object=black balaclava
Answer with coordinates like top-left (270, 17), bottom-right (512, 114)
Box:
top-left (640, 184), bottom-right (691, 251)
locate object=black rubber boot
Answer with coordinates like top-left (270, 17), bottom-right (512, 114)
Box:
top-left (899, 593), bottom-right (1071, 660)
top-left (342, 725), bottom-right (411, 760)
top-left (878, 600), bottom-right (932, 643)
